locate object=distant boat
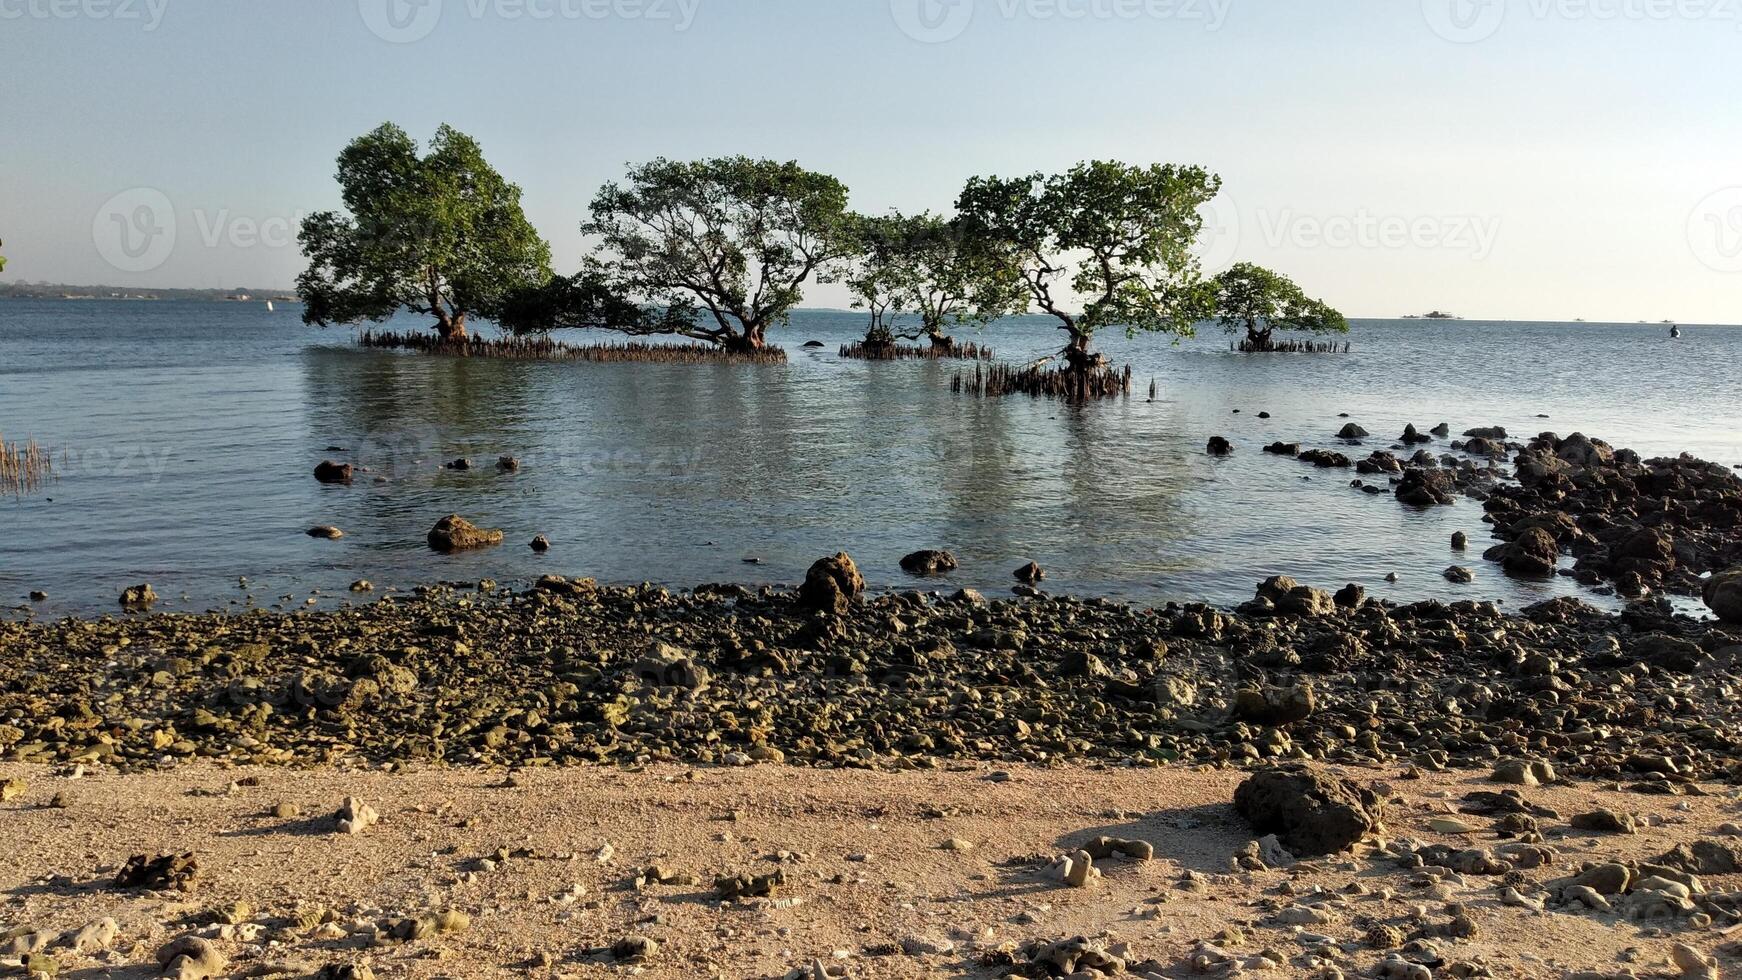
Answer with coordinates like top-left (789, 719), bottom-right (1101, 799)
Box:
top-left (266, 301), bottom-right (275, 312)
top-left (1670, 324), bottom-right (1682, 339)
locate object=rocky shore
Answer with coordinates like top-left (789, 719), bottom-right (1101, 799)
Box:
top-left (3, 566), bottom-right (1742, 977)
top-left (0, 569), bottom-right (1736, 779)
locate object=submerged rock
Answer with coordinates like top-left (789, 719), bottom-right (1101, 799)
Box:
top-left (314, 460), bottom-right (354, 485)
top-left (119, 583), bottom-right (157, 612)
top-left (1396, 468), bottom-right (1455, 507)
top-left (900, 550), bottom-right (959, 576)
top-left (1489, 526), bottom-right (1561, 577)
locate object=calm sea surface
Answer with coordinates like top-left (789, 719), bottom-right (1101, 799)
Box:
top-left (2, 300), bottom-right (1738, 618)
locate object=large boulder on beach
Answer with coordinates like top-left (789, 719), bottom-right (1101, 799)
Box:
top-left (1233, 683), bottom-right (1316, 726)
top-left (1488, 526), bottom-right (1560, 577)
top-left (1616, 527), bottom-right (1674, 565)
top-left (426, 515), bottom-right (504, 553)
top-left (1254, 576), bottom-right (1337, 617)
top-left (314, 460), bottom-right (354, 484)
top-left (1707, 568), bottom-right (1742, 623)
top-left (1234, 766), bottom-right (1385, 857)
top-left (1556, 432), bottom-right (1615, 468)
top-left (632, 641), bottom-right (710, 691)
top-left (900, 550), bottom-right (959, 577)
top-left (799, 553), bottom-right (864, 615)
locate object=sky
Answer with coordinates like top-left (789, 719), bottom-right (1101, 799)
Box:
top-left (3, 0), bottom-right (1741, 322)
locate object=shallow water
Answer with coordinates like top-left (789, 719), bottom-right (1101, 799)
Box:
top-left (1, 300), bottom-right (1737, 618)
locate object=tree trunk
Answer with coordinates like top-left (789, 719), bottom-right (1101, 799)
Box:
top-left (1062, 331), bottom-right (1101, 373)
top-left (436, 311), bottom-right (468, 341)
top-left (1247, 325), bottom-right (1272, 349)
top-left (928, 329), bottom-right (955, 352)
top-left (724, 325), bottom-right (766, 352)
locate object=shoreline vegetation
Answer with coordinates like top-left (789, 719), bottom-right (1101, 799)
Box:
top-left (0, 434), bottom-right (55, 496)
top-left (289, 124), bottom-right (1349, 396)
top-left (838, 337), bottom-right (994, 360)
top-left (356, 329), bottom-right (789, 364)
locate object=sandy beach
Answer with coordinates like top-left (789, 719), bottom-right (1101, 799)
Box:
top-left (2, 761), bottom-right (1738, 979)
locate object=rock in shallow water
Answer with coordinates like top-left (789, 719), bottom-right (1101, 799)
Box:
top-left (799, 552), bottom-right (863, 614)
top-left (1705, 567), bottom-right (1742, 623)
top-left (313, 460), bottom-right (353, 484)
top-left (900, 550), bottom-right (959, 576)
top-left (426, 515), bottom-right (504, 552)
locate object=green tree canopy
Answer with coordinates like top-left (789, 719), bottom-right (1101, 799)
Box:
top-left (843, 213), bottom-right (907, 345)
top-left (846, 211), bottom-right (1024, 349)
top-left (581, 157), bottom-right (854, 351)
top-left (956, 161), bottom-right (1220, 369)
top-left (496, 265), bottom-right (690, 337)
top-left (1212, 262), bottom-right (1347, 347)
top-left (297, 123), bottom-right (552, 340)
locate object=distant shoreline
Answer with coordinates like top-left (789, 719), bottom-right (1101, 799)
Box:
top-left (2, 292), bottom-right (1734, 328)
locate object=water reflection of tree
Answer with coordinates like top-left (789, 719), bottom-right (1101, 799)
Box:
top-left (925, 395), bottom-right (1194, 592)
top-left (298, 348), bottom-right (549, 563)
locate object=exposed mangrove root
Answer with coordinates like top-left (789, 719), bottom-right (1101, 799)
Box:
top-left (1235, 337), bottom-right (1352, 354)
top-left (1, 435), bottom-right (55, 496)
top-left (838, 340), bottom-right (993, 361)
top-left (357, 330), bottom-right (789, 364)
top-left (951, 361), bottom-right (1134, 401)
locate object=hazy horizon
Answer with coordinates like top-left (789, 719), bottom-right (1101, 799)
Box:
top-left (5, 0), bottom-right (1741, 322)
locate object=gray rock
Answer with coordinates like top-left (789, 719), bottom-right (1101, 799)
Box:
top-left (1233, 766), bottom-right (1384, 856)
